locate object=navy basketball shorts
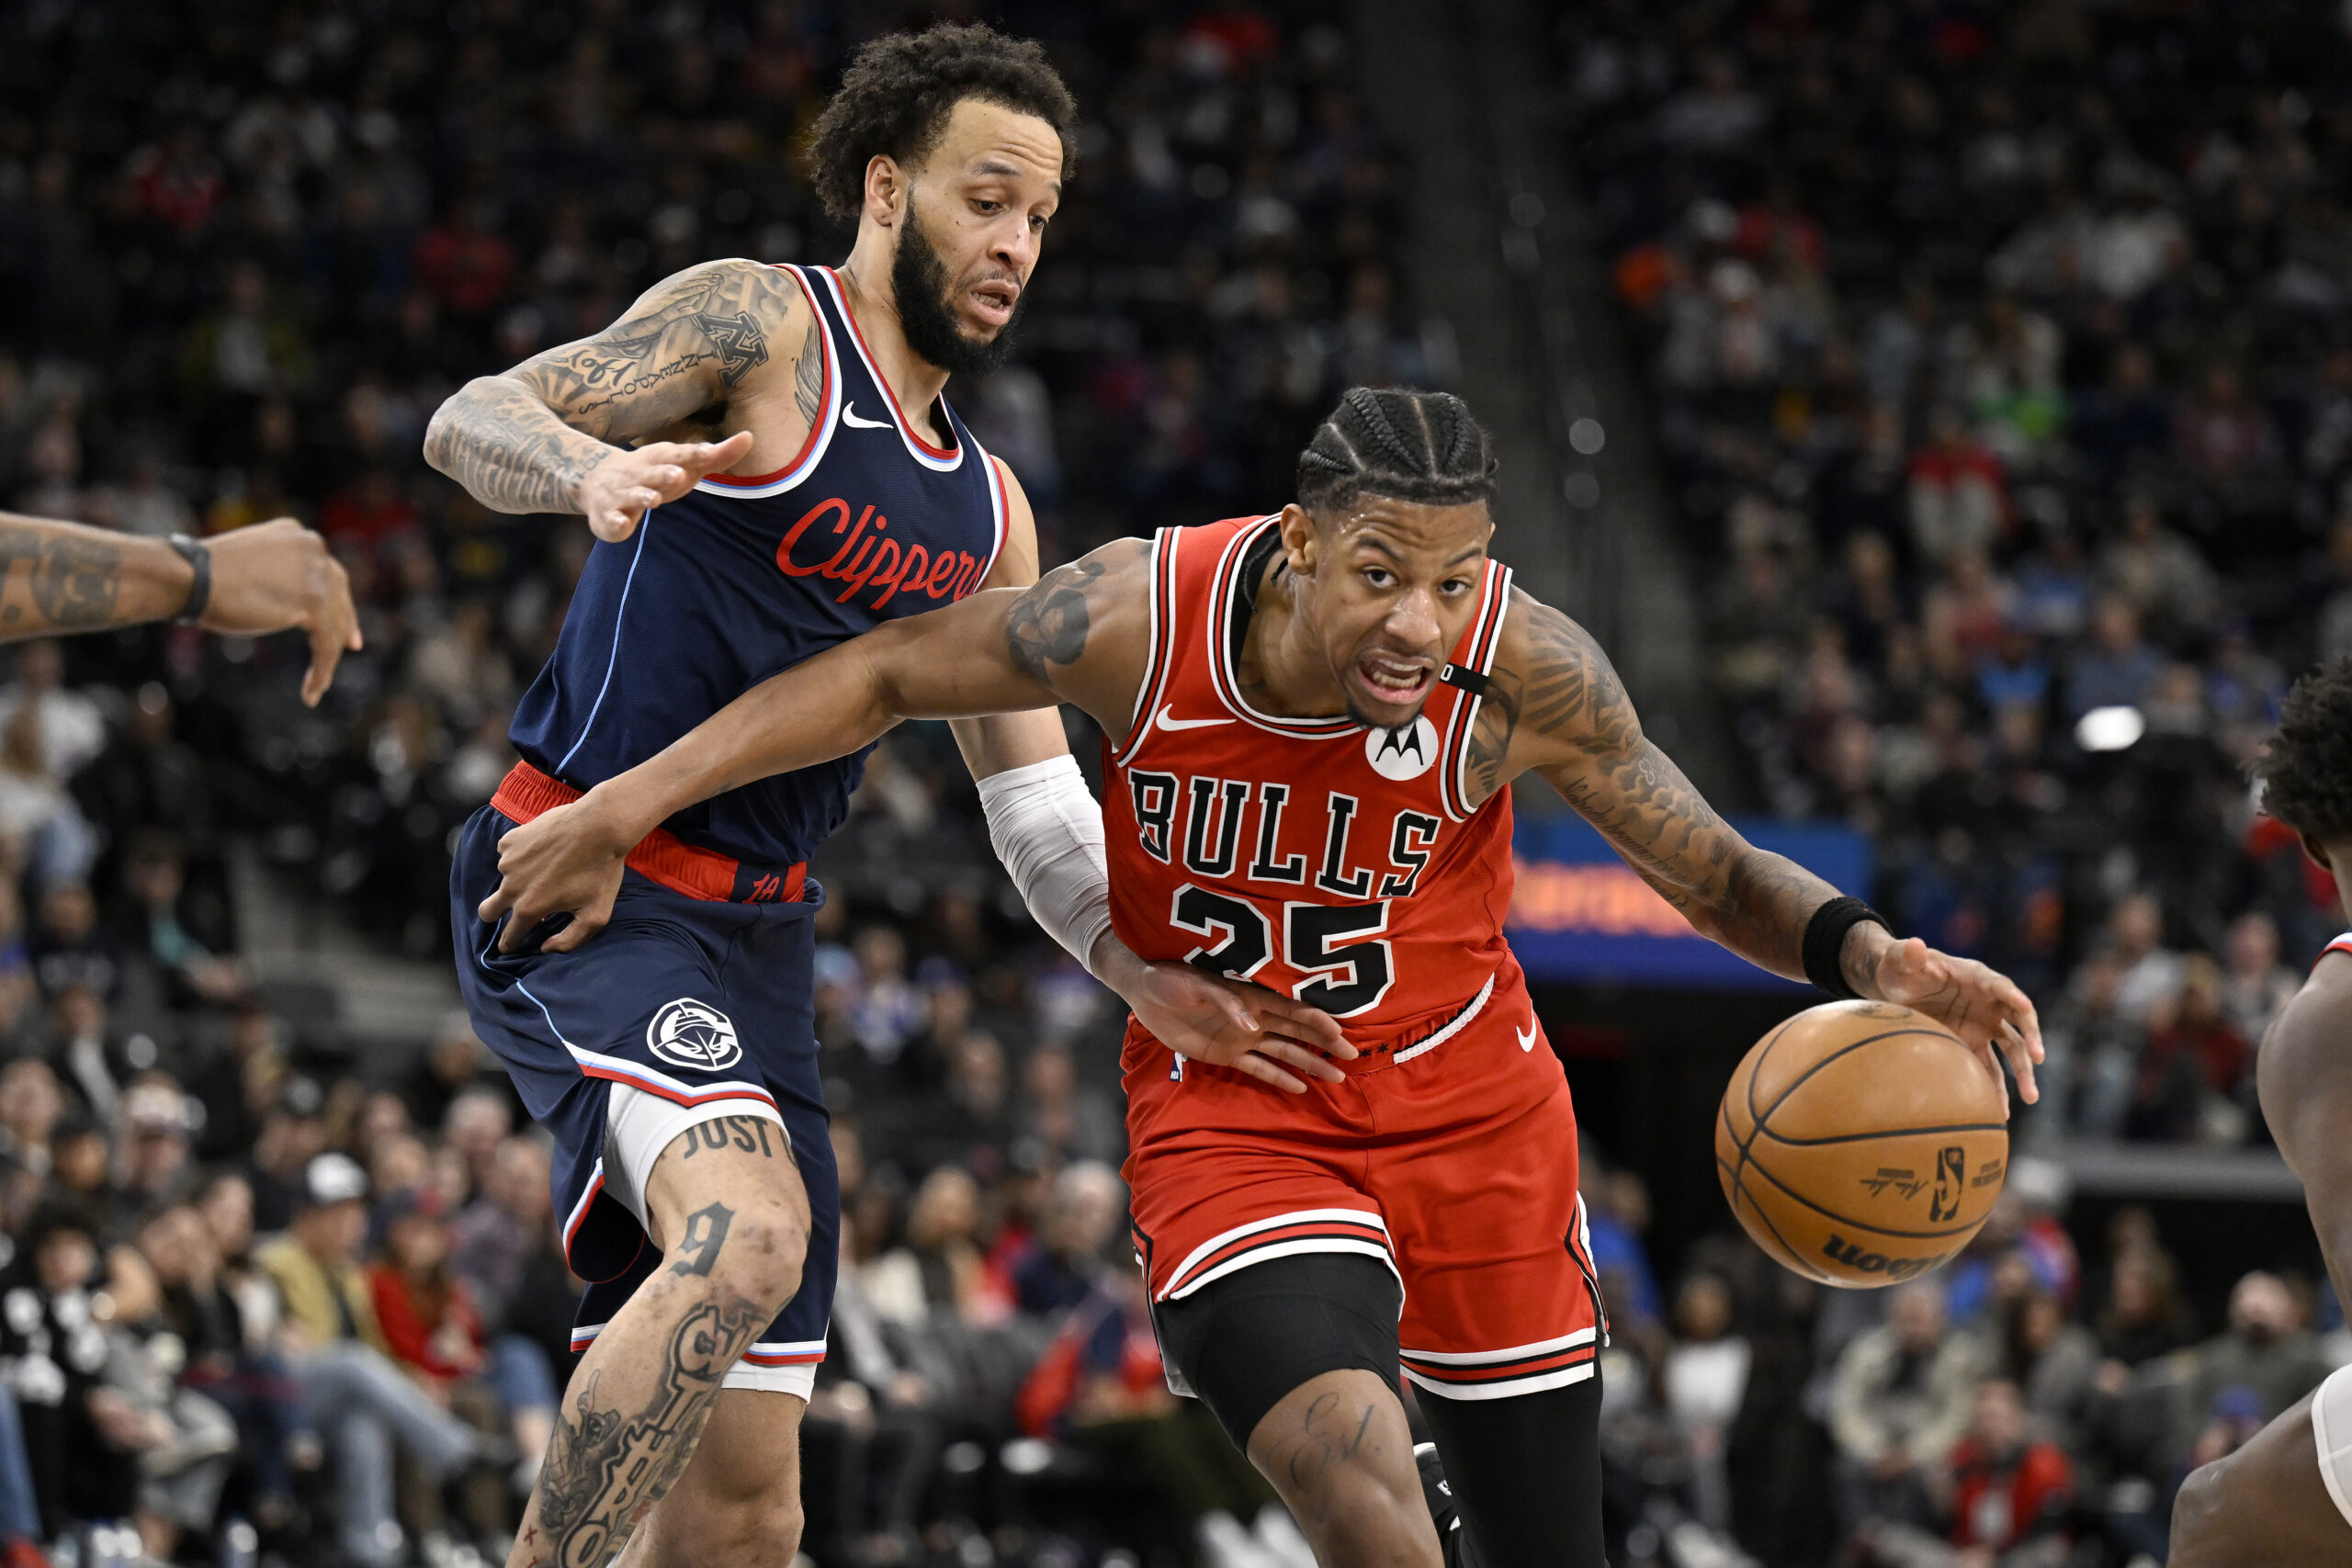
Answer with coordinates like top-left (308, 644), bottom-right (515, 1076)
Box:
top-left (450, 804), bottom-right (838, 1398)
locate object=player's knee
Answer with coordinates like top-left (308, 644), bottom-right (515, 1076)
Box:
top-left (2170, 1457), bottom-right (2234, 1568)
top-left (702, 1203), bottom-right (807, 1309)
top-left (1281, 1455), bottom-right (1432, 1562)
top-left (661, 1472), bottom-right (805, 1567)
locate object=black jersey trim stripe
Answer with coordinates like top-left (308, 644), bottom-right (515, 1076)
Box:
top-left (1110, 528), bottom-right (1182, 767)
top-left (1439, 561), bottom-right (1512, 821)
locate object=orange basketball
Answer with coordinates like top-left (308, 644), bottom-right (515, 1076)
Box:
top-left (1715, 999), bottom-right (2008, 1288)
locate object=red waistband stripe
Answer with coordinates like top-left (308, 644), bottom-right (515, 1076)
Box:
top-left (492, 761), bottom-right (806, 906)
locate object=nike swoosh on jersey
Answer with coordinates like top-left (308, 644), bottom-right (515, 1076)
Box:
top-left (840, 402), bottom-right (891, 429)
top-left (1516, 1021), bottom-right (1539, 1053)
top-left (1155, 705), bottom-right (1236, 732)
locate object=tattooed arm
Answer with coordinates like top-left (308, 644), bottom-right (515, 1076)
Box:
top-left (0, 513), bottom-right (360, 703)
top-left (1477, 590), bottom-right (2041, 1099)
top-left (423, 258), bottom-right (820, 539)
top-left (474, 540), bottom-right (1154, 949)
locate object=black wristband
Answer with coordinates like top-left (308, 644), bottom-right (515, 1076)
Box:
top-left (1804, 895), bottom-right (1888, 999)
top-left (168, 535), bottom-right (211, 624)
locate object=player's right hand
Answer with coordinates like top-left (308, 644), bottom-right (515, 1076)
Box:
top-left (1100, 945), bottom-right (1355, 1093)
top-left (579, 430), bottom-right (756, 542)
top-left (477, 795), bottom-right (634, 953)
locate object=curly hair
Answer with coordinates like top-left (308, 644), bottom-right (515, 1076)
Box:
top-left (807, 24), bottom-right (1077, 225)
top-left (1295, 388), bottom-right (1499, 515)
top-left (2255, 657), bottom-right (2352, 843)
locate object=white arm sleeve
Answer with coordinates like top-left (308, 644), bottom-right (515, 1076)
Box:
top-left (976, 754), bottom-right (1115, 977)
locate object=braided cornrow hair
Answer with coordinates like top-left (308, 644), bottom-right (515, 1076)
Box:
top-left (1295, 387), bottom-right (1499, 514)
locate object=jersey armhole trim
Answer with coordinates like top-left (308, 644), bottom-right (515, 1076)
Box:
top-left (1110, 529), bottom-right (1180, 767)
top-left (694, 263), bottom-right (837, 496)
top-left (975, 447), bottom-right (1010, 587)
top-left (1439, 563), bottom-right (1514, 822)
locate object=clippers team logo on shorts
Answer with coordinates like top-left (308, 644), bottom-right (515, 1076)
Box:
top-left (647, 998), bottom-right (743, 1072)
top-left (1365, 716), bottom-right (1440, 782)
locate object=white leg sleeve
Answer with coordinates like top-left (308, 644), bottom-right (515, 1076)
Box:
top-left (976, 755), bottom-right (1114, 976)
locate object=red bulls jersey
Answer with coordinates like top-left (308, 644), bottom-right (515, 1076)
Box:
top-left (1102, 513), bottom-right (1517, 1051)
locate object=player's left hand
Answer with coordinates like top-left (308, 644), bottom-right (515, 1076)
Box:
top-left (1858, 932), bottom-right (2042, 1107)
top-left (1093, 937), bottom-right (1354, 1094)
top-left (477, 795), bottom-right (635, 953)
top-left (199, 518), bottom-right (363, 705)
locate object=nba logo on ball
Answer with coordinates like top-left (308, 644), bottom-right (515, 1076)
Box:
top-left (1366, 716), bottom-right (1439, 781)
top-left (648, 998), bottom-right (743, 1072)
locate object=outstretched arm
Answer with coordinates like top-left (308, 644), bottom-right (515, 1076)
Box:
top-left (0, 513), bottom-right (359, 704)
top-left (1480, 591), bottom-right (2041, 1100)
top-left (423, 259), bottom-right (814, 538)
top-left (477, 541), bottom-right (1153, 950)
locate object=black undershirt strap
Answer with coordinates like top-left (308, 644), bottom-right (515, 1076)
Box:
top-left (1228, 520), bottom-right (1286, 673)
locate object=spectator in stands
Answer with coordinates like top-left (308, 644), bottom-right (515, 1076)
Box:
top-left (1831, 1280), bottom-right (1984, 1540)
top-left (1859, 1377), bottom-right (2074, 1568)
top-left (2171, 1271), bottom-right (2338, 1467)
top-left (2219, 910), bottom-right (2299, 1046)
top-left (46, 1113), bottom-right (120, 1240)
top-left (1664, 1270), bottom-right (1750, 1534)
top-left (862, 1165), bottom-right (999, 1327)
top-left (90, 1242), bottom-right (239, 1564)
top-left (1015, 1040), bottom-right (1124, 1167)
top-left (448, 1135), bottom-right (575, 1389)
top-left (118, 1077), bottom-right (196, 1209)
top-left (254, 1154), bottom-right (484, 1568)
top-left (242, 1077), bottom-right (324, 1234)
top-left (0, 1201), bottom-right (118, 1537)
top-left (2102, 892), bottom-right (2184, 1026)
top-left (137, 1201), bottom-right (300, 1526)
top-left (1909, 406), bottom-right (2009, 565)
top-left (2098, 496), bottom-right (2218, 645)
top-left (0, 1061), bottom-right (61, 1211)
top-left (436, 1087), bottom-right (509, 1201)
top-left (2128, 954), bottom-right (2253, 1143)
top-left (1013, 1161), bottom-right (1124, 1317)
top-left (368, 1189), bottom-right (548, 1534)
top-left (2065, 599), bottom-right (2164, 719)
top-left (2095, 1244), bottom-right (2199, 1371)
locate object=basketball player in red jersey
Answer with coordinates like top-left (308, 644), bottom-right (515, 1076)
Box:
top-left (2168, 661), bottom-right (2352, 1566)
top-left (479, 388), bottom-right (2045, 1567)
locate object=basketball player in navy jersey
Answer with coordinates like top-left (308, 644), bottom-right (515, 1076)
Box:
top-left (424, 26), bottom-right (1341, 1568)
top-left (2168, 660), bottom-right (2352, 1566)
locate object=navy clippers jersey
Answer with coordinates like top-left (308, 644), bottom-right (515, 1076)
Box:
top-left (506, 264), bottom-right (1010, 870)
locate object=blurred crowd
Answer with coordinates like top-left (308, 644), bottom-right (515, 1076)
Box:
top-left (0, 901), bottom-right (1319, 1568)
top-left (1563, 0), bottom-right (2352, 1145)
top-left (1581, 1156), bottom-right (2348, 1568)
top-left (0, 1), bottom-right (1432, 1563)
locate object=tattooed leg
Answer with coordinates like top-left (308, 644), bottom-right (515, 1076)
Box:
top-left (607, 1388), bottom-right (808, 1568)
top-left (1244, 1369), bottom-right (1442, 1568)
top-left (506, 1126), bottom-right (809, 1568)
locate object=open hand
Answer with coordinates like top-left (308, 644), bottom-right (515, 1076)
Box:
top-left (200, 518), bottom-right (362, 705)
top-left (1094, 937), bottom-right (1354, 1093)
top-left (581, 430), bottom-right (756, 542)
top-left (476, 794), bottom-right (634, 953)
top-left (1856, 932), bottom-right (2043, 1106)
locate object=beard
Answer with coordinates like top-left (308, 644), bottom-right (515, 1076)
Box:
top-left (891, 195), bottom-right (1026, 378)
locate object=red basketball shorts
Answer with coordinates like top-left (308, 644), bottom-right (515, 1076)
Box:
top-left (1121, 954), bottom-right (1608, 1401)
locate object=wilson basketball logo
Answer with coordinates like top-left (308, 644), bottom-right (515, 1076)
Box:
top-left (1365, 716), bottom-right (1439, 782)
top-left (647, 998), bottom-right (743, 1072)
